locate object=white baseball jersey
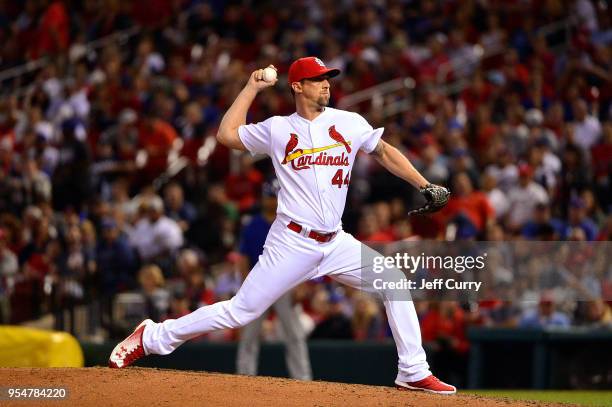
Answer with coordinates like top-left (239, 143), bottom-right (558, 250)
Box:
top-left (238, 107), bottom-right (384, 232)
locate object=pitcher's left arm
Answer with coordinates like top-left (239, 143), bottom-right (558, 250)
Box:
top-left (371, 139), bottom-right (450, 215)
top-left (370, 140), bottom-right (428, 189)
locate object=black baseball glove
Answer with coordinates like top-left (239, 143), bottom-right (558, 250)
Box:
top-left (407, 183), bottom-right (451, 216)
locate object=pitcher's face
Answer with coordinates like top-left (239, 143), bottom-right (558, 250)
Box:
top-left (294, 75), bottom-right (331, 108)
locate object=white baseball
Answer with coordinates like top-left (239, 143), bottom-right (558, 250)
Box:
top-left (262, 67), bottom-right (277, 82)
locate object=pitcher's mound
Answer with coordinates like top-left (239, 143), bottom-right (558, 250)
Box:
top-left (1, 367), bottom-right (557, 406)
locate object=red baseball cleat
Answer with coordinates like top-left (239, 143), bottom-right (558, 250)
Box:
top-left (395, 375), bottom-right (457, 395)
top-left (108, 319), bottom-right (151, 368)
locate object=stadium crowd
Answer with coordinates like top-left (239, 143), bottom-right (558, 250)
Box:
top-left (0, 1), bottom-right (611, 381)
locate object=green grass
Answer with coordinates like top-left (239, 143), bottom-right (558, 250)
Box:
top-left (464, 390), bottom-right (612, 406)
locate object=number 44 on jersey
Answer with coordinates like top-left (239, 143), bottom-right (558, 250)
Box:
top-left (331, 169), bottom-right (350, 188)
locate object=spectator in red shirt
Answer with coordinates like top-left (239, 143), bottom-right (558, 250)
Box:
top-left (597, 215), bottom-right (612, 241)
top-left (166, 293), bottom-right (191, 320)
top-left (472, 104), bottom-right (499, 160)
top-left (460, 73), bottom-right (493, 116)
top-left (421, 302), bottom-right (469, 353)
top-left (420, 301), bottom-right (469, 387)
top-left (0, 137), bottom-right (12, 176)
top-left (175, 249), bottom-right (214, 309)
top-left (434, 172), bottom-right (495, 239)
top-left (138, 116), bottom-right (178, 183)
top-left (419, 33), bottom-right (451, 83)
top-left (590, 122), bottom-right (612, 209)
top-left (357, 209), bottom-right (395, 242)
top-left (224, 154), bottom-right (263, 212)
top-left (528, 36), bottom-right (556, 80)
top-left (544, 102), bottom-right (566, 139)
top-left (33, 0), bottom-right (69, 58)
top-left (502, 48), bottom-right (530, 90)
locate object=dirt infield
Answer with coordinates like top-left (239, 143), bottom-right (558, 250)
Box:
top-left (0, 367), bottom-right (564, 407)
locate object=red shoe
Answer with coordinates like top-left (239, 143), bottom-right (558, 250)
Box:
top-left (395, 375), bottom-right (457, 395)
top-left (108, 319), bottom-right (151, 368)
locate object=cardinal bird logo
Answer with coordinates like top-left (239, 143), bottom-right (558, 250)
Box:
top-left (328, 125), bottom-right (351, 153)
top-left (282, 133), bottom-right (299, 164)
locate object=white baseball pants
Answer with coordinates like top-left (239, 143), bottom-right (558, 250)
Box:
top-left (143, 216), bottom-right (431, 382)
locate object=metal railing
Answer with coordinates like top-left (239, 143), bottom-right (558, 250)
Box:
top-left (0, 26), bottom-right (140, 91)
top-left (436, 44), bottom-right (489, 86)
top-left (0, 59), bottom-right (49, 84)
top-left (537, 15), bottom-right (578, 53)
top-left (337, 77), bottom-right (416, 111)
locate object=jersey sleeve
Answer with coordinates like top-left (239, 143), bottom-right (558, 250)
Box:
top-left (354, 113), bottom-right (384, 153)
top-left (238, 117), bottom-right (273, 156)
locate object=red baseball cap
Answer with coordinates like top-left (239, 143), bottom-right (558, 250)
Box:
top-left (288, 57), bottom-right (340, 84)
top-left (518, 163), bottom-right (533, 177)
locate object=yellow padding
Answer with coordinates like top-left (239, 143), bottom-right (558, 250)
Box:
top-left (0, 326), bottom-right (84, 367)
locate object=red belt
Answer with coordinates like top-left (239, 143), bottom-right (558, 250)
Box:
top-left (287, 221), bottom-right (337, 243)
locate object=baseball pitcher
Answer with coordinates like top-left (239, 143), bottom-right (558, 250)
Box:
top-left (109, 57), bottom-right (454, 394)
